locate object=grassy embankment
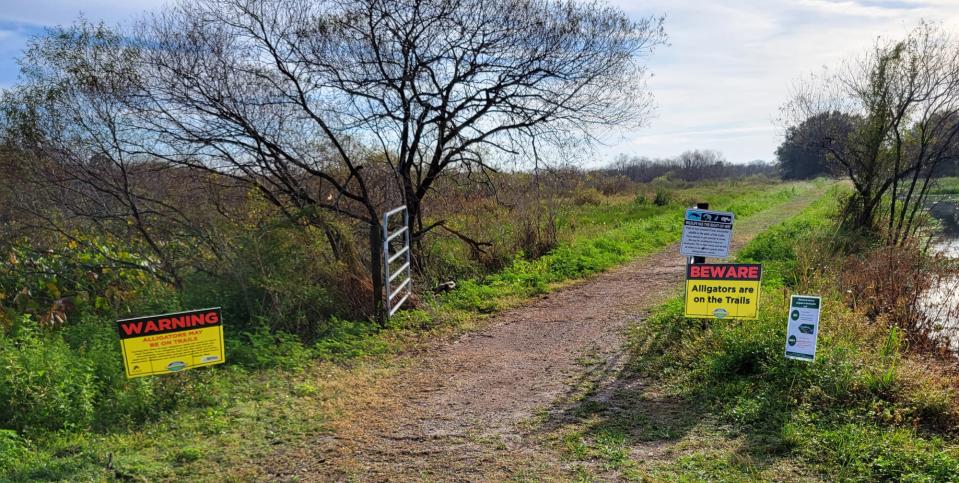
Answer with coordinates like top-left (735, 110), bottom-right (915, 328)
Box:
top-left (555, 185), bottom-right (959, 481)
top-left (0, 179), bottom-right (820, 481)
top-left (931, 177), bottom-right (959, 195)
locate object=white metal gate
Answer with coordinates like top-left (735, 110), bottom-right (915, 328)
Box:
top-left (383, 205), bottom-right (412, 318)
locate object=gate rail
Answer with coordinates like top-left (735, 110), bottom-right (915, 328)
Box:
top-left (383, 206), bottom-right (412, 317)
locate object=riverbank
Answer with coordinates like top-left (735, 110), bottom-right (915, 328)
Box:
top-left (926, 185), bottom-right (959, 351)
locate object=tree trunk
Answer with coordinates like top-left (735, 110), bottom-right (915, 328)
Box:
top-left (405, 185), bottom-right (422, 272)
top-left (369, 221), bottom-right (385, 326)
top-left (857, 195), bottom-right (879, 231)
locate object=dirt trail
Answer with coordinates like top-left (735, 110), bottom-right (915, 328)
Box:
top-left (263, 187), bottom-right (827, 481)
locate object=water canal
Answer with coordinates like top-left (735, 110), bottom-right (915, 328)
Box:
top-left (926, 196), bottom-right (959, 350)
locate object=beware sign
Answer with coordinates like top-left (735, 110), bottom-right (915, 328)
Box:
top-left (684, 263), bottom-right (761, 319)
top-left (785, 295), bottom-right (821, 361)
top-left (680, 209), bottom-right (734, 258)
top-left (117, 307), bottom-right (225, 378)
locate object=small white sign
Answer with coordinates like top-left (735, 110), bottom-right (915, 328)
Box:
top-left (680, 209), bottom-right (734, 258)
top-left (785, 295), bottom-right (821, 361)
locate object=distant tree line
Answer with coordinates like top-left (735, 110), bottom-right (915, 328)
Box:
top-left (604, 150), bottom-right (777, 182)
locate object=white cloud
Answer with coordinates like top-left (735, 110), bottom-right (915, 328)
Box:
top-left (797, 0), bottom-right (916, 18)
top-left (4, 0), bottom-right (959, 164)
top-left (597, 0), bottom-right (959, 166)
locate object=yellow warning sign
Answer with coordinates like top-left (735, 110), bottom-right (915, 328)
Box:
top-left (117, 308), bottom-right (225, 378)
top-left (684, 264), bottom-right (762, 319)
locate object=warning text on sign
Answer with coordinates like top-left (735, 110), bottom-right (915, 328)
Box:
top-left (117, 307), bottom-right (225, 378)
top-left (684, 263), bottom-right (762, 320)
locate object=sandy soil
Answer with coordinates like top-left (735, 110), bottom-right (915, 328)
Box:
top-left (261, 188), bottom-right (826, 482)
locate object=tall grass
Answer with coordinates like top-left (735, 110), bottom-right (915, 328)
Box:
top-left (627, 186), bottom-right (959, 480)
top-left (0, 179), bottom-right (816, 481)
top-left (444, 182), bottom-right (806, 313)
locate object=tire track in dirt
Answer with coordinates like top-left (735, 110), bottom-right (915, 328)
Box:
top-left (262, 185), bottom-right (829, 481)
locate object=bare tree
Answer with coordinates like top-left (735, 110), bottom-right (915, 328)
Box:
top-left (784, 21), bottom-right (959, 244)
top-left (5, 0), bottom-right (665, 321)
top-left (0, 22), bottom-right (230, 288)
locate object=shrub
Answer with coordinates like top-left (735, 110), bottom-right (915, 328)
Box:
top-left (227, 324), bottom-right (315, 370)
top-left (573, 187), bottom-right (604, 206)
top-left (840, 242), bottom-right (959, 350)
top-left (313, 316), bottom-right (392, 360)
top-left (653, 189), bottom-right (671, 206)
top-left (183, 222), bottom-right (343, 338)
top-left (0, 430), bottom-right (28, 470)
top-left (0, 316), bottom-right (95, 431)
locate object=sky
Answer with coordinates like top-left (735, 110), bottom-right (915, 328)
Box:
top-left (2, 0), bottom-right (959, 166)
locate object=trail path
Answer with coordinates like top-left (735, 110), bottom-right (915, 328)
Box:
top-left (263, 186), bottom-right (827, 481)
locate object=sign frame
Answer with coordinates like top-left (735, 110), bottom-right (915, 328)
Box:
top-left (684, 263), bottom-right (762, 320)
top-left (784, 295), bottom-right (821, 361)
top-left (680, 208), bottom-right (735, 258)
top-left (117, 307), bottom-right (225, 378)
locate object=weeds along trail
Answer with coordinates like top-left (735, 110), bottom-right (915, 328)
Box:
top-left (261, 184), bottom-right (832, 481)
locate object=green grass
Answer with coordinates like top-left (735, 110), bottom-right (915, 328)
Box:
top-left (0, 179), bottom-right (823, 481)
top-left (561, 184), bottom-right (959, 481)
top-left (930, 177), bottom-right (959, 195)
top-left (442, 181), bottom-right (814, 314)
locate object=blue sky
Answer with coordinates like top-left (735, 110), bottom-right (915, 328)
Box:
top-left (2, 0), bottom-right (959, 165)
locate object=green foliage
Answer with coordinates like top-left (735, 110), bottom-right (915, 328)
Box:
top-left (628, 185), bottom-right (959, 480)
top-left (227, 324), bottom-right (316, 371)
top-left (444, 183), bottom-right (807, 313)
top-left (0, 236), bottom-right (178, 323)
top-left (930, 177), bottom-right (959, 195)
top-left (0, 179), bottom-right (819, 480)
top-left (0, 314), bottom-right (228, 435)
top-left (653, 188), bottom-right (671, 206)
top-left (736, 187), bottom-right (837, 287)
top-left (0, 316), bottom-right (96, 431)
top-left (181, 221), bottom-right (342, 338)
top-left (573, 187), bottom-right (604, 206)
top-left (0, 429), bottom-right (28, 470)
top-left (795, 422), bottom-right (959, 481)
top-left (312, 316), bottom-right (393, 360)
top-left (776, 112), bottom-right (855, 180)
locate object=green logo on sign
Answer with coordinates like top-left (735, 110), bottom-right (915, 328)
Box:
top-left (791, 310), bottom-right (800, 321)
top-left (713, 308), bottom-right (728, 319)
top-left (166, 361), bottom-right (187, 372)
top-left (788, 335), bottom-right (797, 346)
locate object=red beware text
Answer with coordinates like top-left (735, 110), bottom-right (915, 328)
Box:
top-left (687, 263), bottom-right (761, 281)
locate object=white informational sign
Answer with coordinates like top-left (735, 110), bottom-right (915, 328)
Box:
top-left (680, 209), bottom-right (734, 258)
top-left (784, 295), bottom-right (821, 361)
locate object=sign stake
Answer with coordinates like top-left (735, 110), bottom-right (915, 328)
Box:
top-left (693, 202), bottom-right (709, 265)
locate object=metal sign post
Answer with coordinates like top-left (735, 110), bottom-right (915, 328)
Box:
top-left (383, 206), bottom-right (413, 318)
top-left (692, 202), bottom-right (710, 264)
